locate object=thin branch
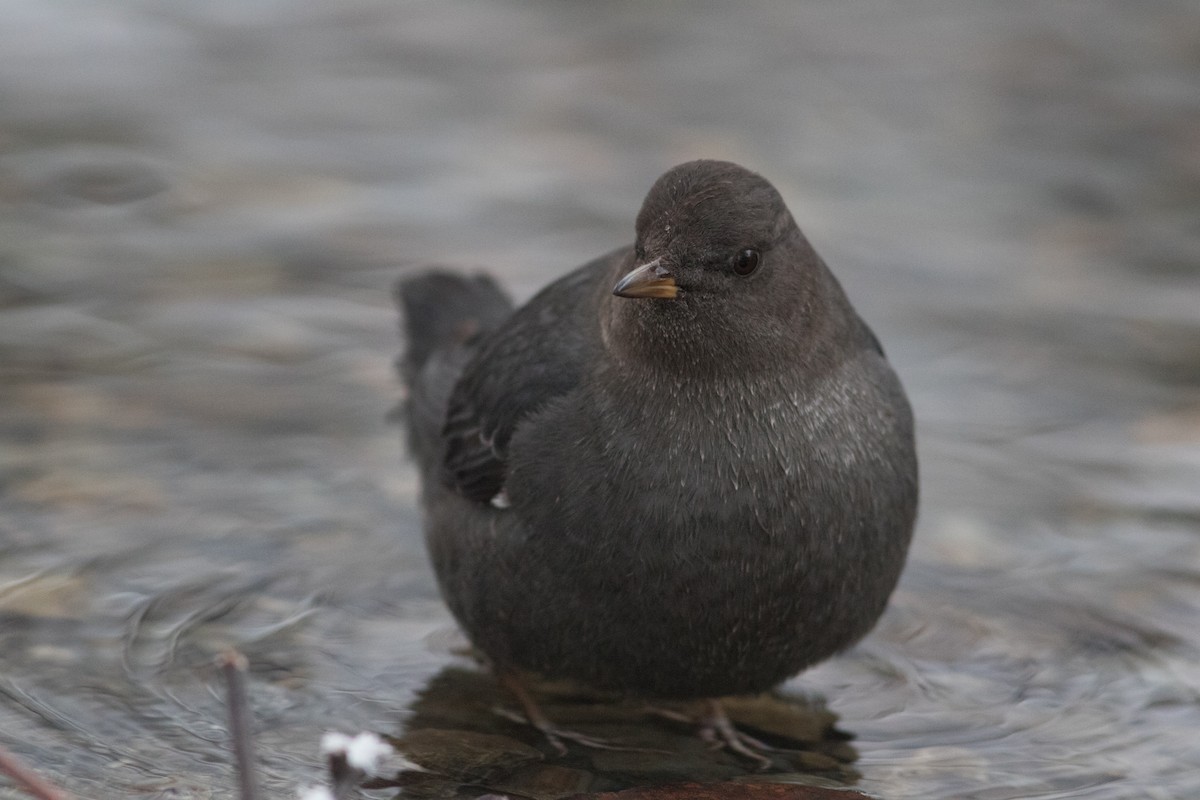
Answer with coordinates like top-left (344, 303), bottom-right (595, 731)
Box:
top-left (0, 744), bottom-right (72, 800)
top-left (218, 649), bottom-right (260, 800)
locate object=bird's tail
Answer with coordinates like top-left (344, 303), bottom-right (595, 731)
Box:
top-left (394, 270), bottom-right (513, 386)
top-left (392, 270), bottom-right (513, 470)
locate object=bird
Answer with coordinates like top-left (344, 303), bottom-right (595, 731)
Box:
top-left (395, 160), bottom-right (918, 763)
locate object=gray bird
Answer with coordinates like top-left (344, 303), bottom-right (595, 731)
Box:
top-left (396, 160), bottom-right (918, 760)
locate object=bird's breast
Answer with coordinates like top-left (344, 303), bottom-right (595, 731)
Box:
top-left (505, 374), bottom-right (827, 548)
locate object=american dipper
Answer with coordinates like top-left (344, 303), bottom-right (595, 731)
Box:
top-left (396, 160), bottom-right (918, 759)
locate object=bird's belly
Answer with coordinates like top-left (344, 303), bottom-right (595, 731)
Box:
top-left (492, 529), bottom-right (866, 697)
top-left (453, 464), bottom-right (900, 698)
top-left (446, 387), bottom-right (914, 698)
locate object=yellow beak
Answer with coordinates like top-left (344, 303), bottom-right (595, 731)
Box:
top-left (612, 258), bottom-right (679, 299)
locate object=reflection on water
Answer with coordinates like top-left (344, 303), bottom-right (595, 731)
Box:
top-left (1, 1), bottom-right (1199, 798)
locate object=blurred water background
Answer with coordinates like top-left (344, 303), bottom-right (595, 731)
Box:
top-left (1, 2), bottom-right (1199, 798)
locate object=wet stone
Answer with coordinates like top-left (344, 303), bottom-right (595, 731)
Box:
top-left (817, 741), bottom-right (858, 766)
top-left (720, 695), bottom-right (840, 747)
top-left (392, 727), bottom-right (544, 782)
top-left (731, 773), bottom-right (855, 790)
top-left (771, 751), bottom-right (844, 774)
top-left (392, 665), bottom-right (861, 798)
top-left (383, 752), bottom-right (595, 800)
top-left (488, 764), bottom-right (597, 800)
top-left (387, 770), bottom-right (468, 799)
top-left (586, 747), bottom-right (745, 785)
top-left (561, 780), bottom-right (872, 799)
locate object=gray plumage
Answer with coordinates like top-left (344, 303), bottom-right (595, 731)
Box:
top-left (397, 160), bottom-right (917, 699)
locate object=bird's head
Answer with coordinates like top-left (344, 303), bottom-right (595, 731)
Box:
top-left (614, 160), bottom-right (797, 303)
top-left (607, 160), bottom-right (832, 372)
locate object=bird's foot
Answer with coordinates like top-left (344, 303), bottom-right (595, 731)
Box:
top-left (491, 706), bottom-right (627, 754)
top-left (497, 673), bottom-right (658, 755)
top-left (698, 700), bottom-right (775, 770)
top-left (646, 700), bottom-right (776, 770)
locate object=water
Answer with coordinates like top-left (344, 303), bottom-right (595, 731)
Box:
top-left (1, 2), bottom-right (1198, 798)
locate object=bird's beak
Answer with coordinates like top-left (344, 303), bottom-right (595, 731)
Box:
top-left (612, 257), bottom-right (679, 300)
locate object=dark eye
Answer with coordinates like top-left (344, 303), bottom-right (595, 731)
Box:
top-left (733, 248), bottom-right (760, 276)
top-left (634, 243), bottom-right (646, 261)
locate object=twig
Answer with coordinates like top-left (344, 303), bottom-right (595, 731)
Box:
top-left (319, 732), bottom-right (401, 800)
top-left (0, 743), bottom-right (72, 800)
top-left (326, 748), bottom-right (357, 800)
top-left (218, 649), bottom-right (260, 800)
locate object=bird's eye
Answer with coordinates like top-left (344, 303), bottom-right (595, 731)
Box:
top-left (634, 244), bottom-right (646, 261)
top-left (733, 249), bottom-right (761, 276)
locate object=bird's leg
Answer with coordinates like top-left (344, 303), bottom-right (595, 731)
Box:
top-left (698, 699), bottom-right (775, 770)
top-left (643, 700), bottom-right (775, 770)
top-left (495, 673), bottom-right (634, 754)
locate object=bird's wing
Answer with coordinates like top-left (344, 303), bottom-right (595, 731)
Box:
top-left (441, 254), bottom-right (615, 503)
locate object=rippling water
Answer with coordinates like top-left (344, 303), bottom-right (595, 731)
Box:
top-left (1, 2), bottom-right (1198, 798)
